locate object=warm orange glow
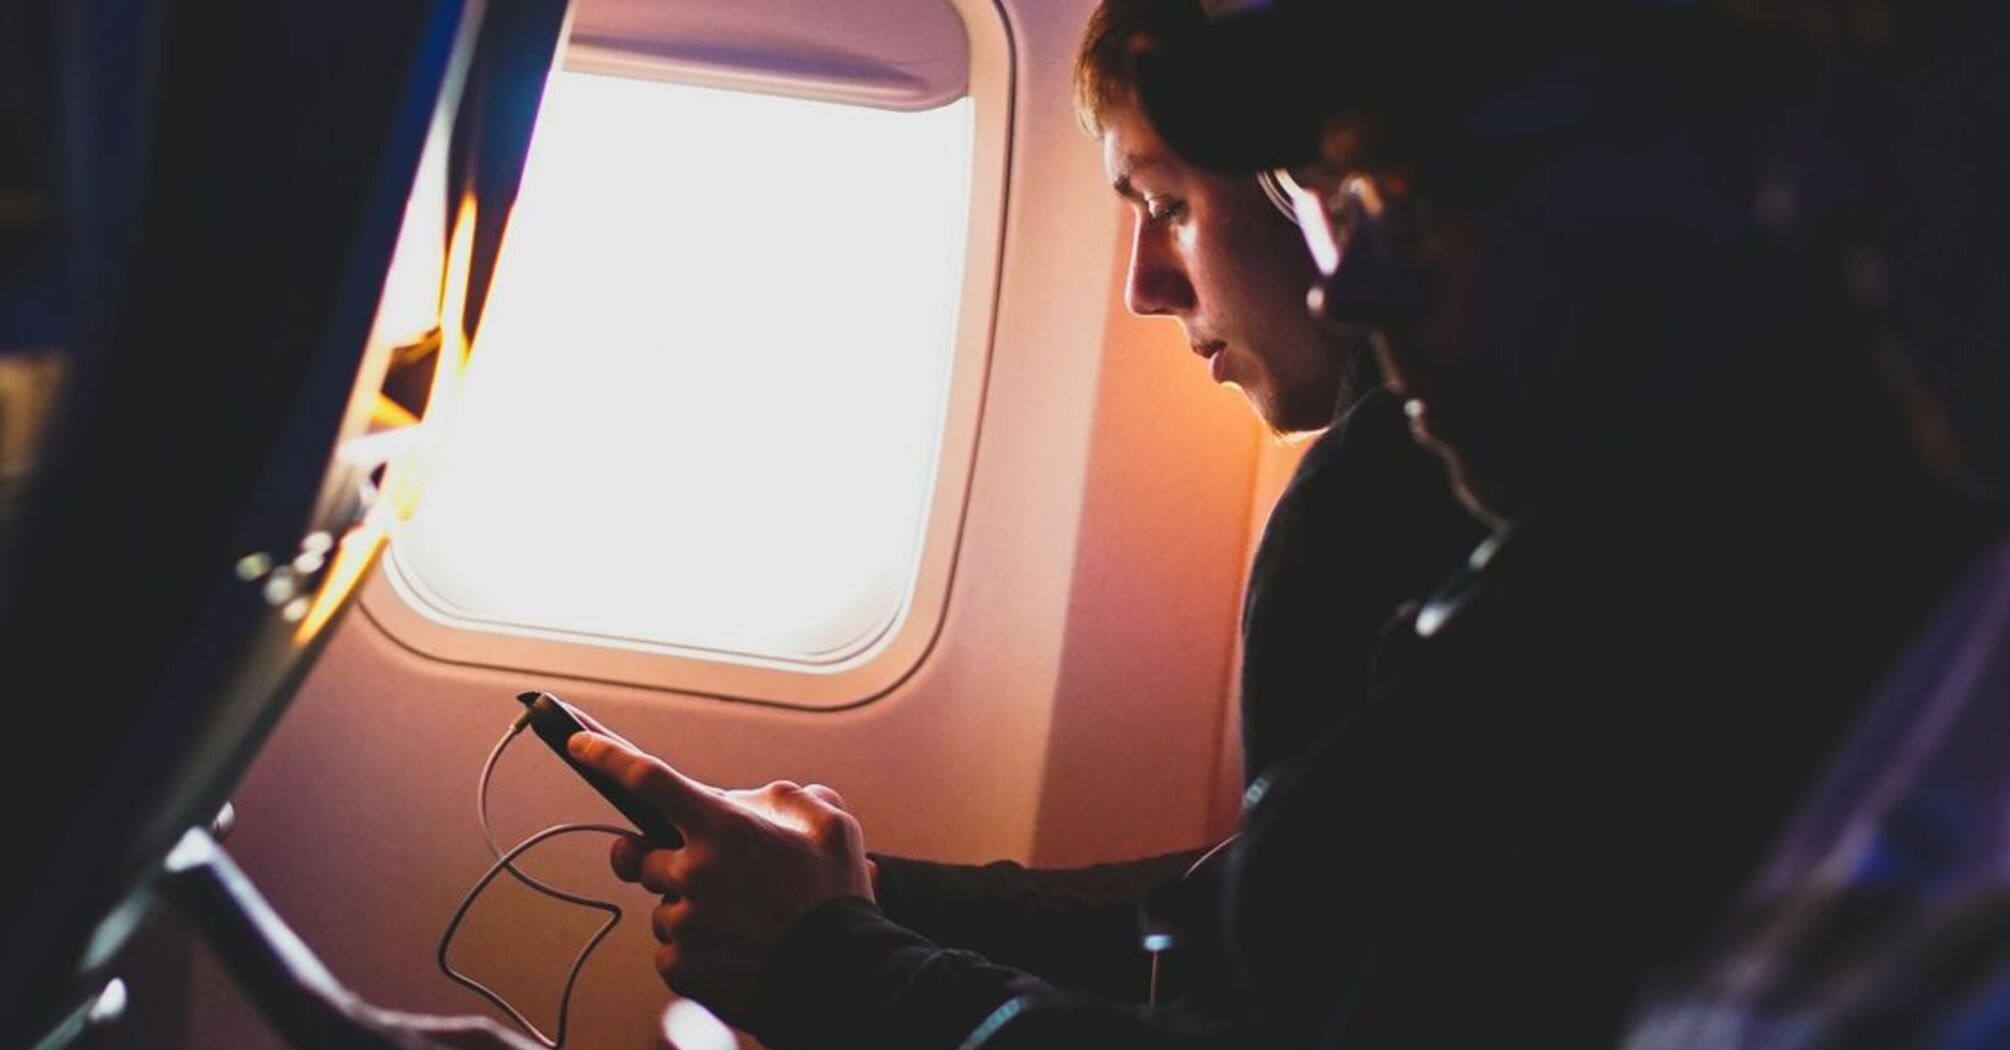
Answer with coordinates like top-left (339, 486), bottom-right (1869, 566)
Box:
top-left (298, 194), bottom-right (481, 644)
top-left (371, 393), bottom-right (420, 429)
top-left (433, 194), bottom-right (477, 412)
top-left (381, 192), bottom-right (479, 524)
top-left (293, 522), bottom-right (388, 641)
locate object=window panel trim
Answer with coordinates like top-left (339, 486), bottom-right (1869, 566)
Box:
top-left (357, 0), bottom-right (1012, 710)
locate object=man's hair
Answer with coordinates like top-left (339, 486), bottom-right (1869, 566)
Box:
top-left (1072, 0), bottom-right (1208, 135)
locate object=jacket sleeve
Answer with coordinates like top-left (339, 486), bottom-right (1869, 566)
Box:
top-left (868, 848), bottom-right (1207, 1002)
top-left (744, 896), bottom-right (1059, 1050)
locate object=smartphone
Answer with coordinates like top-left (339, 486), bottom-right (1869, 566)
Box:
top-left (515, 690), bottom-right (685, 848)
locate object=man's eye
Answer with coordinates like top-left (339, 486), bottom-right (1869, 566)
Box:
top-left (1145, 197), bottom-right (1186, 225)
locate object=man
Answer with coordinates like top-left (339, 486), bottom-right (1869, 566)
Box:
top-left (1071, 0), bottom-right (1481, 794)
top-left (1106, 3), bottom-right (2006, 1047)
top-left (565, 2), bottom-right (1481, 1047)
top-left (864, 9), bottom-right (1482, 1009)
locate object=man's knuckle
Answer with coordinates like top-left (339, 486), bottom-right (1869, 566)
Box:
top-left (651, 904), bottom-right (677, 942)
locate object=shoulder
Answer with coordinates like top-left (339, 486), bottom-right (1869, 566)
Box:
top-left (1287, 387), bottom-right (1403, 483)
top-left (1270, 387), bottom-right (1465, 532)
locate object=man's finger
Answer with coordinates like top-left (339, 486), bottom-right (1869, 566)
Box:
top-left (802, 783), bottom-right (847, 810)
top-left (638, 847), bottom-right (689, 897)
top-left (651, 898), bottom-right (687, 943)
top-left (610, 834), bottom-right (647, 883)
top-left (568, 731), bottom-right (719, 833)
top-left (563, 701), bottom-right (640, 750)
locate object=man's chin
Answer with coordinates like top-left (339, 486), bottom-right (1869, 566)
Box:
top-left (1237, 386), bottom-right (1301, 437)
top-left (1247, 389), bottom-right (1342, 437)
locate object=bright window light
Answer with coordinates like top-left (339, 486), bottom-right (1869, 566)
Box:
top-left (389, 72), bottom-right (975, 664)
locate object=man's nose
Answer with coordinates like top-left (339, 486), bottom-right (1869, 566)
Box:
top-left (1124, 222), bottom-right (1195, 317)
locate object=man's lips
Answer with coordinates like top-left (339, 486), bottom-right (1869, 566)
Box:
top-left (1194, 340), bottom-right (1227, 382)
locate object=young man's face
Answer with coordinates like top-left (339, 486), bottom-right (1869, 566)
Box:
top-left (1100, 100), bottom-right (1362, 434)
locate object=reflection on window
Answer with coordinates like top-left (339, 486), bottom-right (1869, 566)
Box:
top-left (389, 72), bottom-right (974, 664)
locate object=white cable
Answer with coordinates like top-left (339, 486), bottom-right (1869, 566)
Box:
top-left (1147, 833), bottom-right (1242, 1007)
top-left (438, 718), bottom-right (634, 1048)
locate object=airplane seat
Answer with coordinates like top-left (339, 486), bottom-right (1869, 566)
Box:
top-left (0, 1), bottom-right (571, 1046)
top-left (1621, 533), bottom-right (2010, 1048)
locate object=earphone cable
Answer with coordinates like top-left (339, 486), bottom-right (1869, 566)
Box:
top-left (438, 718), bottom-right (632, 1048)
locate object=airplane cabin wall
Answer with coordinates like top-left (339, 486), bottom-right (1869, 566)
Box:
top-left (131, 1), bottom-right (1305, 1046)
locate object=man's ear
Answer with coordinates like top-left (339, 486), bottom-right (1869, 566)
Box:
top-left (1311, 116), bottom-right (1370, 180)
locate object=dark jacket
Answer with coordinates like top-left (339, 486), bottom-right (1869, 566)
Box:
top-left (1239, 387), bottom-right (1485, 783)
top-left (970, 344), bottom-right (2003, 1050)
top-left (742, 388), bottom-right (1483, 1050)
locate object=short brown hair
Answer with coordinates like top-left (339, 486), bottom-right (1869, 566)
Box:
top-left (1072, 0), bottom-right (1208, 135)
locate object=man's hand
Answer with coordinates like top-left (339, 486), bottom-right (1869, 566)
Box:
top-left (567, 732), bottom-right (875, 1024)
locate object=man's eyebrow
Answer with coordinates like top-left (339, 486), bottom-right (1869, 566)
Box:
top-left (1110, 156), bottom-right (1169, 202)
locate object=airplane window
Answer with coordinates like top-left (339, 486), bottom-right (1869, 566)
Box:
top-left (384, 70), bottom-right (975, 667)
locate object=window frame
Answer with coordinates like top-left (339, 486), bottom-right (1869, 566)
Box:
top-left (356, 0), bottom-right (1012, 710)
